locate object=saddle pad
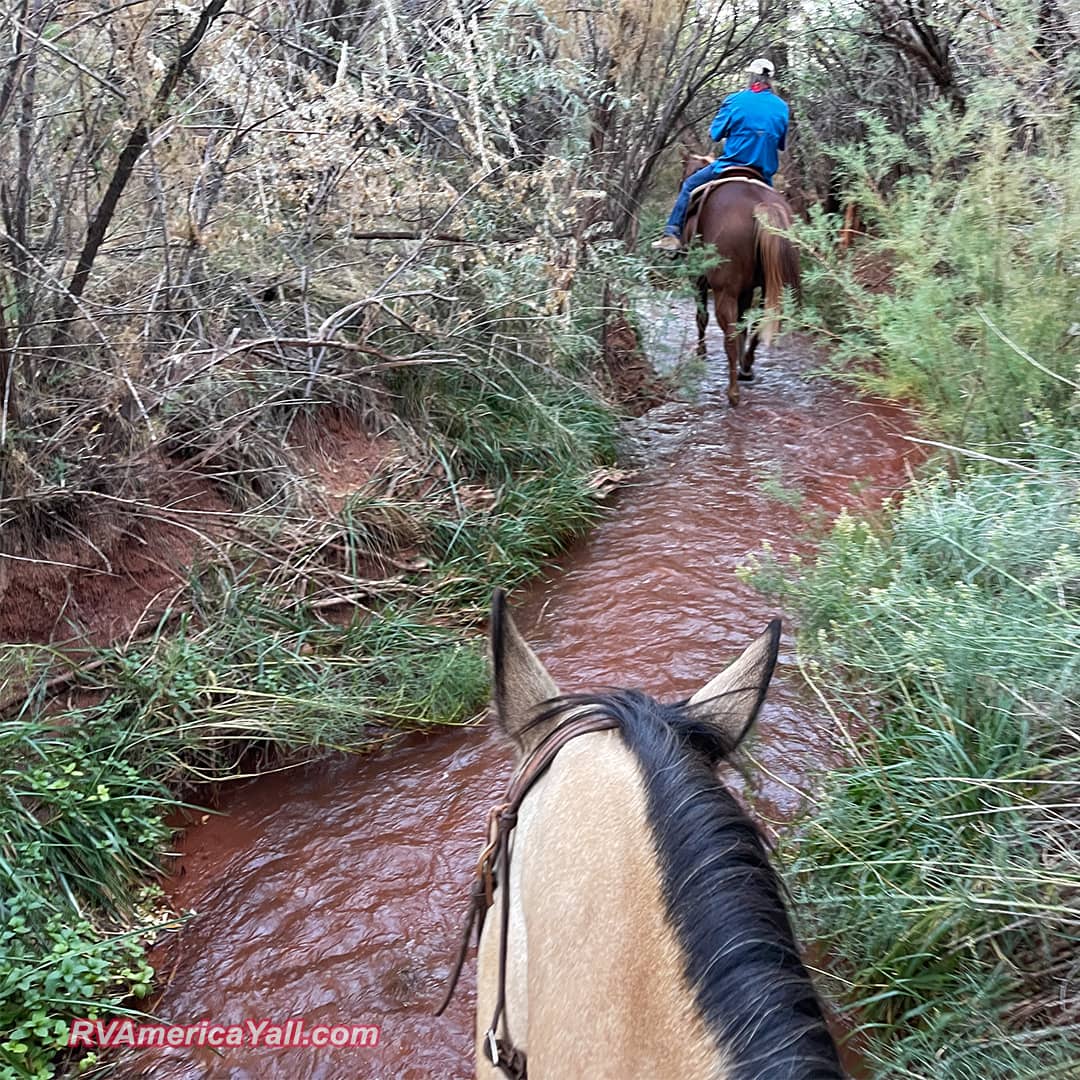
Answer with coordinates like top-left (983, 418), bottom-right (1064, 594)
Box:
top-left (683, 175), bottom-right (772, 244)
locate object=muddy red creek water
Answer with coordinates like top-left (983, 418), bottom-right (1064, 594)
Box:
top-left (125, 310), bottom-right (916, 1080)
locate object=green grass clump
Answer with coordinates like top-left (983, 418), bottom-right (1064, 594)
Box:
top-left (389, 353), bottom-right (619, 481)
top-left (748, 447), bottom-right (1080, 1077)
top-left (385, 342), bottom-right (621, 611)
top-left (425, 466), bottom-right (608, 608)
top-left (0, 304), bottom-right (625, 1076)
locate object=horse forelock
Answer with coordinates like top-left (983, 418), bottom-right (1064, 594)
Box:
top-left (528, 691), bottom-right (736, 758)
top-left (527, 690), bottom-right (844, 1080)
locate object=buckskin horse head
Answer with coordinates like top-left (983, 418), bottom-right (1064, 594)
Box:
top-left (440, 590), bottom-right (844, 1079)
top-left (680, 152), bottom-right (801, 407)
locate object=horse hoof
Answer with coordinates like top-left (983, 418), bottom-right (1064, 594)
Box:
top-left (738, 369), bottom-right (755, 382)
top-left (727, 391), bottom-right (739, 407)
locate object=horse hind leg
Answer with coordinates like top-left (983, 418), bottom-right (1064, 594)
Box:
top-left (714, 292), bottom-right (740, 406)
top-left (741, 329), bottom-right (760, 380)
top-left (737, 288), bottom-right (756, 381)
top-left (696, 278), bottom-right (709, 359)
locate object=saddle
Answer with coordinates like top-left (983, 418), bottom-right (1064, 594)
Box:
top-left (683, 165), bottom-right (769, 244)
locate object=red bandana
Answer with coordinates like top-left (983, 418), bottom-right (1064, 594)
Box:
top-left (750, 82), bottom-right (769, 92)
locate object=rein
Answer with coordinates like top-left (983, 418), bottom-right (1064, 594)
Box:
top-left (436, 709), bottom-right (620, 1080)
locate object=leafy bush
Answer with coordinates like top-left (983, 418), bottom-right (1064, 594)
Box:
top-left (795, 102), bottom-right (1080, 451)
top-left (745, 440), bottom-right (1080, 1076)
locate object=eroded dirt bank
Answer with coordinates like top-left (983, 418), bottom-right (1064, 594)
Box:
top-left (126, 310), bottom-right (917, 1079)
top-left (0, 408), bottom-right (393, 655)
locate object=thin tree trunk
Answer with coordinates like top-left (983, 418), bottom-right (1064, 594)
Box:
top-left (3, 0), bottom-right (50, 339)
top-left (52, 0), bottom-right (229, 346)
top-left (0, 299), bottom-right (16, 432)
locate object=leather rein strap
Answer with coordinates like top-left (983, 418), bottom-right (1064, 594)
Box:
top-left (436, 710), bottom-right (620, 1080)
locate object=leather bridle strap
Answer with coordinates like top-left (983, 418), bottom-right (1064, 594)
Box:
top-left (436, 710), bottom-right (620, 1079)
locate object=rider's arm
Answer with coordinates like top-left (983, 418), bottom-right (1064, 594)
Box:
top-left (709, 96), bottom-right (735, 143)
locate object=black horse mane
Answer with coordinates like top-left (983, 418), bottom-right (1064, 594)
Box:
top-left (531, 690), bottom-right (846, 1080)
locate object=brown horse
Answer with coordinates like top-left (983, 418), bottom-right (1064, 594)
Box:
top-left (442, 591), bottom-right (845, 1079)
top-left (682, 154), bottom-right (801, 406)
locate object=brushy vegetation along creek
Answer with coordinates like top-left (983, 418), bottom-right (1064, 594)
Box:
top-left (0, 368), bottom-right (619, 1079)
top-left (2, 0), bottom-right (1079, 1077)
top-left (0, 3), bottom-right (645, 1072)
top-left (742, 24), bottom-right (1080, 1078)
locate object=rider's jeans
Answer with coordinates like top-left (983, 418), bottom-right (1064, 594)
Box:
top-left (664, 163), bottom-right (719, 236)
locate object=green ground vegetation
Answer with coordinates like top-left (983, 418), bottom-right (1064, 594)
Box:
top-left (0, 346), bottom-right (619, 1079)
top-left (742, 42), bottom-right (1080, 1079)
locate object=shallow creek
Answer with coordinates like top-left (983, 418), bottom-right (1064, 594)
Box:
top-left (126, 305), bottom-right (916, 1079)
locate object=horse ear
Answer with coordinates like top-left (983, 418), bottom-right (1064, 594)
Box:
top-left (489, 589), bottom-right (559, 755)
top-left (688, 620), bottom-right (781, 750)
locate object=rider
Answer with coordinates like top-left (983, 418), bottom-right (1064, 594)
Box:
top-left (652, 58), bottom-right (789, 253)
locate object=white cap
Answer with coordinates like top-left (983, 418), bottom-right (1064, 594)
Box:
top-left (748, 57), bottom-right (775, 78)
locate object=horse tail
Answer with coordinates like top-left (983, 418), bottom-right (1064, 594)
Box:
top-left (754, 200), bottom-right (800, 347)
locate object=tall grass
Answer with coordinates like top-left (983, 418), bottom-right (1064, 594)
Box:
top-left (750, 77), bottom-right (1080, 1079)
top-left (0, 321), bottom-right (622, 1077)
top-left (753, 447), bottom-right (1080, 1076)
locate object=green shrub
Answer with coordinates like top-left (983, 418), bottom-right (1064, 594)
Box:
top-left (795, 103), bottom-right (1080, 451)
top-left (746, 444), bottom-right (1080, 1076)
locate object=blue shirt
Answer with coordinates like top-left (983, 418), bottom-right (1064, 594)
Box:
top-left (709, 88), bottom-right (789, 185)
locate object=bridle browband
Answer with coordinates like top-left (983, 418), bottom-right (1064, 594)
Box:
top-left (435, 708), bottom-right (621, 1080)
